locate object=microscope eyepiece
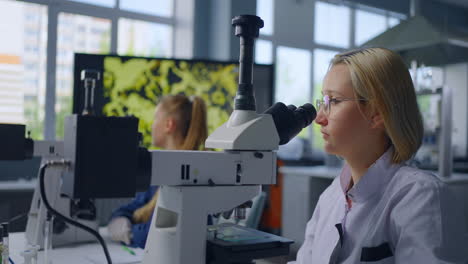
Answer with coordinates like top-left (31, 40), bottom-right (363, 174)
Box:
top-left (293, 103), bottom-right (316, 128)
top-left (264, 102), bottom-right (317, 145)
top-left (232, 15), bottom-right (264, 38)
top-left (231, 15), bottom-right (264, 111)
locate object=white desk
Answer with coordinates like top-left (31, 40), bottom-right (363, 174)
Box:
top-left (9, 230), bottom-right (144, 264)
top-left (280, 165), bottom-right (468, 183)
top-left (0, 179), bottom-right (36, 191)
top-left (8, 231), bottom-right (285, 264)
top-left (280, 166), bottom-right (341, 180)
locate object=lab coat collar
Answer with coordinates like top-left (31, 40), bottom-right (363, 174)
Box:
top-left (339, 147), bottom-right (402, 203)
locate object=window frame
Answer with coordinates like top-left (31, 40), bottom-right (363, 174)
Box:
top-left (13, 0), bottom-right (176, 139)
top-left (257, 0), bottom-right (405, 156)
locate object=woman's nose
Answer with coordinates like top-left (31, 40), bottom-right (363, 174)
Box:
top-left (315, 108), bottom-right (328, 126)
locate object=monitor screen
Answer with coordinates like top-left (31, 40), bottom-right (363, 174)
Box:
top-left (73, 53), bottom-right (274, 147)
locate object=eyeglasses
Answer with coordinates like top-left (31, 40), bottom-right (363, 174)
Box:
top-left (315, 95), bottom-right (367, 116)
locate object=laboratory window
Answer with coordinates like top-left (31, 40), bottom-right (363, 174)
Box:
top-left (314, 1), bottom-right (351, 48)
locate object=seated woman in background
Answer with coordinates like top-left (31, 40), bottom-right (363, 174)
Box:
top-left (289, 47), bottom-right (468, 263)
top-left (107, 94), bottom-right (208, 249)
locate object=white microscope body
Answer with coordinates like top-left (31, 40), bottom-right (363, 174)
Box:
top-left (25, 140), bottom-right (98, 249)
top-left (142, 14), bottom-right (316, 264)
top-left (142, 110), bottom-right (279, 264)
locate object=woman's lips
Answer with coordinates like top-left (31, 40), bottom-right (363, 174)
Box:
top-left (321, 130), bottom-right (329, 139)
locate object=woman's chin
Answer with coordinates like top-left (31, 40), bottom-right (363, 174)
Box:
top-left (323, 144), bottom-right (337, 156)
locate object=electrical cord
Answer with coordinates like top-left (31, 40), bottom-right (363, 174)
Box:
top-left (38, 161), bottom-right (113, 264)
top-left (8, 212), bottom-right (28, 224)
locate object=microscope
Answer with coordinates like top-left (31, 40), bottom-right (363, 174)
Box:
top-left (26, 70), bottom-right (142, 253)
top-left (27, 69), bottom-right (144, 264)
top-left (0, 123), bottom-right (99, 249)
top-left (25, 140), bottom-right (100, 249)
top-left (24, 70), bottom-right (115, 250)
top-left (142, 15), bottom-right (316, 264)
top-left (1, 14), bottom-right (315, 264)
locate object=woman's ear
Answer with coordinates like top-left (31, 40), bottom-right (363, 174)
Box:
top-left (165, 117), bottom-right (177, 133)
top-left (369, 112), bottom-right (385, 130)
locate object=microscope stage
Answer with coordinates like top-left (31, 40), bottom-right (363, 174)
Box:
top-left (206, 223), bottom-right (293, 264)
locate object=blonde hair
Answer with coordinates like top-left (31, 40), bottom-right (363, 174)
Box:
top-left (133, 94), bottom-right (208, 223)
top-left (158, 94), bottom-right (208, 150)
top-left (330, 47), bottom-right (423, 163)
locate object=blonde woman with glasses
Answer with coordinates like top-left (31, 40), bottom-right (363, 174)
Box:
top-left (289, 48), bottom-right (468, 263)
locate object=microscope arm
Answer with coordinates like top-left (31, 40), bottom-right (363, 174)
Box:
top-left (149, 150), bottom-right (277, 186)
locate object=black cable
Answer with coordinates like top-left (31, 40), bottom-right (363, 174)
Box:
top-left (8, 212), bottom-right (28, 223)
top-left (38, 162), bottom-right (113, 264)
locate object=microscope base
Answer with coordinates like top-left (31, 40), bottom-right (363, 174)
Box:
top-left (206, 223), bottom-right (293, 264)
top-left (142, 185), bottom-right (261, 264)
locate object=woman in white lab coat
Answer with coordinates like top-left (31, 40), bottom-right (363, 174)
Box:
top-left (107, 94), bottom-right (208, 248)
top-left (289, 47), bottom-right (468, 263)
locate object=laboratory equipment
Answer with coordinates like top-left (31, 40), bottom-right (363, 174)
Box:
top-left (72, 54), bottom-right (274, 148)
top-left (43, 213), bottom-right (53, 264)
top-left (2, 14), bottom-right (314, 264)
top-left (0, 226), bottom-right (3, 264)
top-left (0, 70), bottom-right (142, 264)
top-left (61, 114), bottom-right (140, 199)
top-left (35, 69), bottom-right (146, 264)
top-left (142, 15), bottom-right (316, 264)
top-left (20, 245), bottom-right (40, 264)
top-left (206, 223), bottom-right (293, 264)
top-left (62, 69), bottom-right (143, 199)
top-left (0, 124), bottom-right (33, 160)
top-left (24, 140), bottom-right (99, 249)
top-left (0, 125), bottom-right (100, 249)
top-left (81, 69), bottom-right (100, 115)
top-left (1, 223), bottom-right (9, 264)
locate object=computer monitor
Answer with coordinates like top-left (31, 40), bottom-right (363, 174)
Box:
top-left (73, 53), bottom-right (274, 148)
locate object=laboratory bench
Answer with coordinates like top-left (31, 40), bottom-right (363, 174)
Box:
top-left (7, 229), bottom-right (291, 264)
top-left (0, 179), bottom-right (36, 191)
top-left (8, 229), bottom-right (144, 264)
top-left (4, 165), bottom-right (468, 262)
top-left (1, 180), bottom-right (293, 263)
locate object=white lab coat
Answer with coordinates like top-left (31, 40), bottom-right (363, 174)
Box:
top-left (289, 148), bottom-right (468, 264)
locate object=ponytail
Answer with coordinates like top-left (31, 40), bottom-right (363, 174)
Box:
top-left (155, 94), bottom-right (208, 150)
top-left (181, 96), bottom-right (208, 150)
top-left (132, 95), bottom-right (208, 223)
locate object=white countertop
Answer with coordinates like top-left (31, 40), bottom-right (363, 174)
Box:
top-left (0, 179), bottom-right (36, 191)
top-left (9, 229), bottom-right (144, 264)
top-left (280, 166), bottom-right (340, 180)
top-left (280, 165), bottom-right (468, 184)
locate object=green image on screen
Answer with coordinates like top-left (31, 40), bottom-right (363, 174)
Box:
top-left (102, 57), bottom-right (238, 147)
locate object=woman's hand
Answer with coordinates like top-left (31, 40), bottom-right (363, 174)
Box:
top-left (108, 217), bottom-right (132, 245)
